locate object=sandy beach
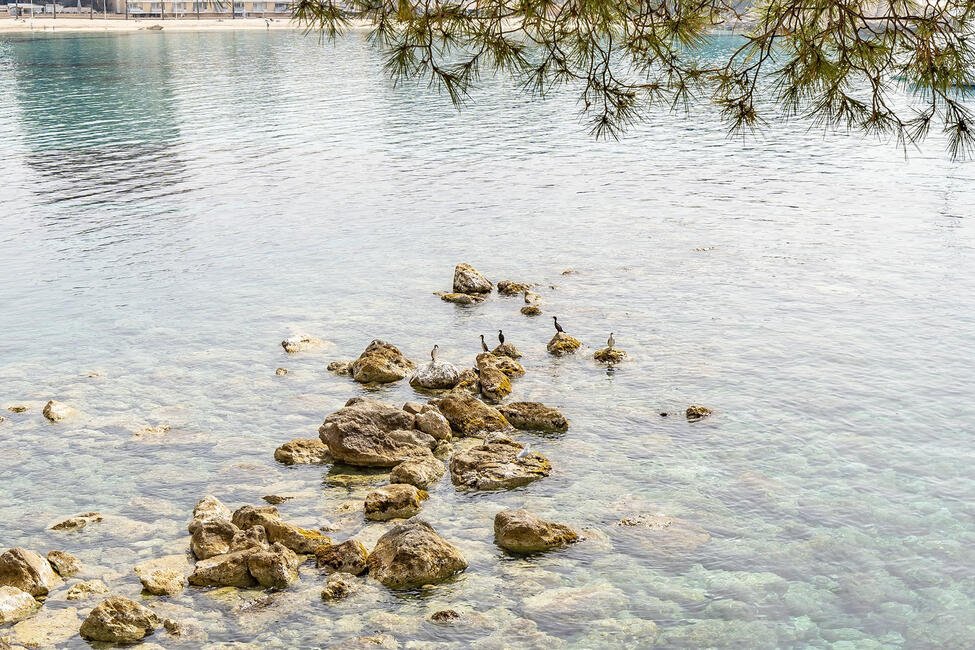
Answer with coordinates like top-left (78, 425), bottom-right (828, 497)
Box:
top-left (0, 16), bottom-right (312, 33)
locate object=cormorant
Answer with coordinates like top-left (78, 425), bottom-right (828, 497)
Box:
top-left (480, 334), bottom-right (489, 352)
top-left (608, 333), bottom-right (615, 349)
top-left (431, 344), bottom-right (439, 361)
top-left (553, 316), bottom-right (564, 333)
top-left (498, 330), bottom-right (505, 344)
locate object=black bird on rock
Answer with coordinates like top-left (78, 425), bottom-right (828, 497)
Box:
top-left (498, 330), bottom-right (505, 345)
top-left (480, 335), bottom-right (489, 352)
top-left (553, 316), bottom-right (564, 333)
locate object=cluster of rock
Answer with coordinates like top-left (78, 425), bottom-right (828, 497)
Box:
top-left (435, 264), bottom-right (541, 318)
top-left (0, 546), bottom-right (83, 627)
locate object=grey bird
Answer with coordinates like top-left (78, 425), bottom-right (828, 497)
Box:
top-left (607, 333), bottom-right (615, 349)
top-left (553, 316), bottom-right (564, 333)
top-left (431, 344), bottom-right (439, 361)
top-left (480, 334), bottom-right (489, 353)
top-left (516, 443), bottom-right (532, 460)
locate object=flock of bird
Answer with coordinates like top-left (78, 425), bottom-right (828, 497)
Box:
top-left (431, 318), bottom-right (616, 361)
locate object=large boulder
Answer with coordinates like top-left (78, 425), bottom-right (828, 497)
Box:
top-left (433, 393), bottom-right (509, 436)
top-left (42, 400), bottom-right (76, 421)
top-left (315, 539), bottom-right (368, 576)
top-left (190, 518), bottom-right (239, 560)
top-left (247, 543), bottom-right (299, 588)
top-left (409, 360), bottom-right (461, 390)
top-left (414, 408), bottom-right (451, 441)
top-left (79, 596), bottom-right (160, 643)
top-left (497, 402), bottom-right (568, 433)
top-left (390, 455), bottom-right (446, 489)
top-left (188, 550), bottom-right (256, 588)
top-left (449, 436), bottom-right (551, 490)
top-left (547, 332), bottom-right (582, 356)
top-left (350, 340), bottom-right (416, 384)
top-left (189, 495), bottom-right (232, 532)
top-left (494, 509), bottom-right (579, 553)
top-left (319, 398), bottom-right (435, 467)
top-left (453, 263), bottom-right (493, 294)
top-left (0, 586), bottom-right (40, 624)
top-left (0, 548), bottom-right (62, 597)
top-left (367, 519), bottom-right (467, 589)
top-left (364, 484), bottom-right (428, 521)
top-left (450, 368), bottom-right (481, 394)
top-left (475, 354), bottom-right (512, 402)
top-left (273, 438), bottom-right (332, 465)
top-left (46, 550), bottom-right (82, 577)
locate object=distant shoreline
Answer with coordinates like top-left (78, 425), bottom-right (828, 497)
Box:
top-left (0, 16), bottom-right (376, 33)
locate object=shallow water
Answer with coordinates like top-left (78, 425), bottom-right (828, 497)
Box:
top-left (1, 29), bottom-right (974, 649)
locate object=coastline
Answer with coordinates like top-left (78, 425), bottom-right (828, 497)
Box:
top-left (0, 16), bottom-right (371, 33)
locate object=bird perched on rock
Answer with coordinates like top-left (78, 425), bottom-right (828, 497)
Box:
top-left (553, 316), bottom-right (564, 333)
top-left (498, 330), bottom-right (505, 344)
top-left (480, 335), bottom-right (489, 352)
top-left (516, 443), bottom-right (531, 460)
top-left (431, 344), bottom-right (439, 361)
top-left (607, 333), bottom-right (615, 349)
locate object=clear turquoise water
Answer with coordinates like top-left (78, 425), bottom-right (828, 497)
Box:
top-left (1, 30), bottom-right (974, 649)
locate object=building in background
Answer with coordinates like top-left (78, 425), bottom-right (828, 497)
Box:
top-left (125, 0), bottom-right (293, 16)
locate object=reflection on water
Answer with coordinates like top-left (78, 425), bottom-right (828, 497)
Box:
top-left (1, 30), bottom-right (974, 649)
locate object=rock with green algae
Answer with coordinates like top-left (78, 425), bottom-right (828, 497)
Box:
top-left (79, 596), bottom-right (160, 643)
top-left (231, 504), bottom-right (330, 554)
top-left (520, 304), bottom-right (543, 316)
top-left (593, 347), bottom-right (626, 363)
top-left (366, 519), bottom-right (467, 589)
top-left (449, 368), bottom-right (481, 395)
top-left (497, 402), bottom-right (568, 433)
top-left (475, 354), bottom-right (512, 403)
top-left (453, 263), bottom-right (493, 294)
top-left (546, 332), bottom-right (582, 356)
top-left (494, 509), bottom-right (579, 553)
top-left (481, 352), bottom-right (525, 377)
top-left (437, 291), bottom-right (485, 305)
top-left (449, 436), bottom-right (551, 490)
top-left (497, 280), bottom-right (531, 295)
top-left (349, 340), bottom-right (416, 384)
top-left (431, 393), bottom-right (509, 436)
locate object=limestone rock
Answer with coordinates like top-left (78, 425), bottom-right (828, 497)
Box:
top-left (275, 367), bottom-right (289, 376)
top-left (266, 521), bottom-right (330, 554)
top-left (494, 509), bottom-right (579, 553)
top-left (79, 596), bottom-right (160, 643)
top-left (409, 360), bottom-right (461, 390)
top-left (402, 401), bottom-right (424, 415)
top-left (438, 292), bottom-right (485, 305)
top-left (364, 484), bottom-right (428, 521)
top-left (327, 361), bottom-right (352, 375)
top-left (319, 398), bottom-right (435, 467)
top-left (50, 511), bottom-right (102, 531)
top-left (350, 340), bottom-right (416, 384)
top-left (520, 305), bottom-right (542, 316)
top-left (475, 354), bottom-right (512, 402)
top-left (0, 548), bottom-right (62, 597)
top-left (42, 400), bottom-right (76, 421)
top-left (247, 543), bottom-right (299, 589)
top-left (0, 586), bottom-right (39, 625)
top-left (593, 347), bottom-right (626, 363)
top-left (321, 572), bottom-right (358, 600)
top-left (389, 456), bottom-right (446, 489)
top-left (188, 551), bottom-right (257, 588)
top-left (189, 495), bottom-right (232, 532)
top-left (231, 504), bottom-right (280, 530)
top-left (497, 280), bottom-right (530, 296)
top-left (274, 437), bottom-right (332, 465)
top-left (315, 539), bottom-right (368, 576)
top-left (414, 409), bottom-right (451, 441)
top-left (433, 393), bottom-right (509, 436)
top-left (547, 332), bottom-right (582, 356)
top-left (449, 437), bottom-right (551, 490)
top-left (497, 402), bottom-right (568, 433)
top-left (190, 518), bottom-right (239, 560)
top-left (66, 579), bottom-right (109, 600)
top-left (686, 405), bottom-right (712, 420)
top-left (230, 525), bottom-right (270, 553)
top-left (45, 550), bottom-right (81, 577)
top-left (452, 263), bottom-right (493, 294)
top-left (134, 556), bottom-right (187, 596)
top-left (7, 606), bottom-right (79, 647)
top-left (491, 342), bottom-right (523, 359)
top-left (281, 335), bottom-right (324, 354)
top-left (366, 519), bottom-right (467, 589)
top-left (263, 494), bottom-right (293, 505)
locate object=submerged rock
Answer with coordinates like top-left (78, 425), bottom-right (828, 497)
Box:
top-left (449, 436), bottom-right (551, 490)
top-left (42, 400), bottom-right (76, 421)
top-left (364, 484), bottom-right (428, 521)
top-left (497, 402), bottom-right (568, 433)
top-left (350, 340), bottom-right (416, 384)
top-left (319, 398), bottom-right (435, 467)
top-left (0, 547), bottom-right (62, 597)
top-left (6, 405), bottom-right (29, 413)
top-left (247, 543), bottom-right (299, 589)
top-left (66, 579), bottom-right (109, 600)
top-left (593, 347), bottom-right (626, 363)
top-left (547, 332), bottom-right (582, 356)
top-left (281, 335), bottom-right (324, 354)
top-left (274, 438), bottom-right (332, 465)
top-left (50, 511), bottom-right (102, 532)
top-left (686, 405), bottom-right (713, 420)
top-left (315, 539), bottom-right (368, 576)
top-left (0, 586), bottom-right (40, 624)
top-left (80, 596), bottom-right (160, 643)
top-left (520, 304), bottom-right (543, 316)
top-left (616, 514), bottom-right (711, 552)
top-left (367, 519), bottom-right (467, 589)
top-left (453, 263), bottom-right (493, 294)
top-left (321, 571), bottom-right (357, 600)
top-left (8, 606), bottom-right (79, 647)
top-left (134, 556), bottom-right (186, 596)
top-left (491, 342), bottom-right (522, 359)
top-left (390, 455), bottom-right (446, 489)
top-left (497, 280), bottom-right (530, 296)
top-left (433, 393), bottom-right (509, 436)
top-left (414, 408), bottom-right (451, 441)
top-left (438, 292), bottom-right (485, 305)
top-left (494, 509), bottom-right (579, 553)
top-left (409, 360), bottom-right (461, 390)
top-left (46, 550), bottom-right (81, 577)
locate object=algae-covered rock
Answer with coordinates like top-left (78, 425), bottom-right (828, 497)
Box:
top-left (433, 393), bottom-right (509, 436)
top-left (686, 404), bottom-right (712, 420)
top-left (520, 305), bottom-right (543, 316)
top-left (315, 539), bottom-right (368, 576)
top-left (274, 437), bottom-right (332, 465)
top-left (453, 263), bottom-right (493, 294)
top-left (449, 436), bottom-right (551, 490)
top-left (438, 292), bottom-right (485, 305)
top-left (319, 398), bottom-right (435, 467)
top-left (327, 361), bottom-right (352, 375)
top-left (364, 484), bottom-right (428, 521)
top-left (491, 342), bottom-right (523, 359)
top-left (450, 368), bottom-right (481, 395)
top-left (498, 402), bottom-right (568, 433)
top-left (0, 548), bottom-right (62, 597)
top-left (79, 596), bottom-right (160, 643)
top-left (547, 332), bottom-right (582, 356)
top-left (367, 519), bottom-right (467, 589)
top-left (0, 586), bottom-right (39, 624)
top-left (389, 455), bottom-right (446, 489)
top-left (350, 340), bottom-right (416, 384)
top-left (494, 509), bottom-right (579, 553)
top-left (46, 550), bottom-right (81, 577)
top-left (593, 347), bottom-right (626, 363)
top-left (497, 280), bottom-right (530, 296)
top-left (410, 360), bottom-right (461, 390)
top-left (475, 353), bottom-right (512, 402)
top-left (42, 400), bottom-right (76, 421)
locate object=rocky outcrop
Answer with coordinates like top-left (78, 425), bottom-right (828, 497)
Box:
top-left (414, 408), bottom-right (451, 441)
top-left (188, 550), bottom-right (256, 588)
top-left (0, 548), bottom-right (62, 597)
top-left (364, 484), bottom-right (428, 521)
top-left (593, 347), bottom-right (626, 363)
top-left (0, 586), bottom-right (40, 624)
top-left (438, 292), bottom-right (485, 305)
top-left (274, 438), bottom-right (332, 465)
top-left (453, 263), bottom-right (493, 294)
top-left (547, 332), bottom-right (582, 356)
top-left (349, 340), bottom-right (416, 384)
top-left (190, 495), bottom-right (232, 530)
top-left (390, 455), bottom-right (446, 489)
top-left (281, 335), bottom-right (324, 354)
top-left (190, 518), bottom-right (238, 560)
top-left (79, 596), bottom-right (160, 643)
top-left (475, 354), bottom-right (511, 402)
top-left (494, 509), bottom-right (579, 552)
top-left (433, 393), bottom-right (509, 436)
top-left (520, 305), bottom-right (542, 316)
top-left (315, 539), bottom-right (368, 576)
top-left (66, 579), bottom-right (109, 600)
top-left (497, 402), bottom-right (568, 433)
top-left (497, 280), bottom-right (530, 296)
top-left (686, 405), bottom-right (712, 420)
top-left (366, 519), bottom-right (467, 589)
top-left (247, 543), bottom-right (299, 588)
top-left (45, 550), bottom-right (81, 577)
top-left (321, 572), bottom-right (357, 600)
top-left (410, 360), bottom-right (461, 391)
top-left (50, 511), bottom-right (102, 531)
top-left (449, 436), bottom-right (551, 490)
top-left (42, 400), bottom-right (76, 421)
top-left (319, 398), bottom-right (435, 467)
top-left (230, 525), bottom-right (270, 553)
top-left (491, 343), bottom-right (523, 359)
top-left (134, 556), bottom-right (187, 596)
